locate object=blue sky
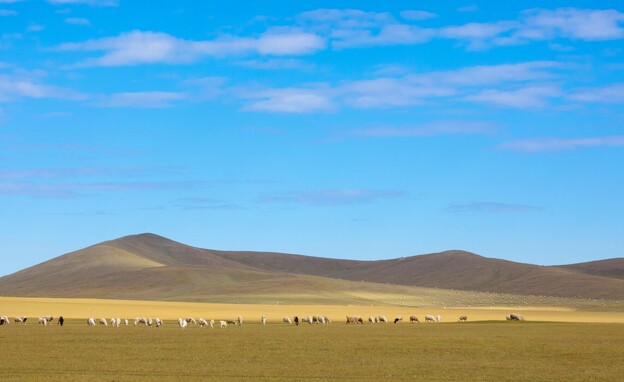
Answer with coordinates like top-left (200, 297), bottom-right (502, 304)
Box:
top-left (1, 0), bottom-right (624, 275)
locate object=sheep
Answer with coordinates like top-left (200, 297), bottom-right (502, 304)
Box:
top-left (425, 314), bottom-right (436, 323)
top-left (509, 313), bottom-right (524, 321)
top-left (237, 316), bottom-right (243, 326)
top-left (198, 318), bottom-right (209, 328)
top-left (307, 315), bottom-right (313, 324)
top-left (147, 318), bottom-right (153, 327)
top-left (368, 316), bottom-right (375, 324)
top-left (209, 319), bottom-right (215, 329)
top-left (323, 316), bottom-right (331, 324)
top-left (58, 316), bottom-right (65, 326)
top-left (409, 315), bottom-right (420, 323)
top-left (38, 317), bottom-right (47, 326)
top-left (378, 315), bottom-right (388, 324)
top-left (43, 316), bottom-right (54, 323)
top-left (110, 318), bottom-right (118, 327)
top-left (436, 315), bottom-right (442, 322)
top-left (318, 316), bottom-right (326, 324)
top-left (283, 317), bottom-right (292, 325)
top-left (185, 317), bottom-right (197, 325)
top-left (374, 316), bottom-right (380, 323)
top-left (155, 318), bottom-right (162, 327)
top-left (220, 320), bottom-right (227, 329)
top-left (294, 316), bottom-right (299, 326)
top-left (505, 315), bottom-right (512, 321)
top-left (261, 315), bottom-right (267, 325)
top-left (14, 317), bottom-right (27, 324)
top-left (0, 316), bottom-right (8, 325)
top-left (346, 315), bottom-right (364, 324)
top-left (394, 316), bottom-right (403, 324)
top-left (458, 315), bottom-right (468, 322)
top-left (124, 319), bottom-right (129, 326)
top-left (178, 318), bottom-right (188, 329)
top-left (226, 319), bottom-right (238, 325)
top-left (87, 318), bottom-right (96, 327)
top-left (99, 318), bottom-right (108, 327)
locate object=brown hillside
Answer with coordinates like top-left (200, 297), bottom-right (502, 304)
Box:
top-left (1, 233), bottom-right (623, 301)
top-left (555, 258), bottom-right (624, 280)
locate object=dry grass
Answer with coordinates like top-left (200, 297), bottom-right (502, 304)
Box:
top-left (0, 318), bottom-right (622, 381)
top-left (1, 296), bottom-right (623, 323)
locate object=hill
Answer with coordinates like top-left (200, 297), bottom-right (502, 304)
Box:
top-left (0, 233), bottom-right (623, 302)
top-left (554, 258), bottom-right (624, 280)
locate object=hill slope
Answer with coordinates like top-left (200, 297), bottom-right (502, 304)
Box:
top-left (554, 258), bottom-right (624, 280)
top-left (1, 233), bottom-right (623, 302)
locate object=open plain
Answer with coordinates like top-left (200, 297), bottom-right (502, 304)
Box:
top-left (1, 297), bottom-right (623, 380)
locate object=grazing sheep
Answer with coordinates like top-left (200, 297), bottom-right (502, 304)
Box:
top-left (147, 318), bottom-right (154, 327)
top-left (509, 313), bottom-right (524, 321)
top-left (198, 318), bottom-right (209, 328)
top-left (394, 316), bottom-right (403, 324)
top-left (458, 315), bottom-right (468, 322)
top-left (318, 316), bottom-right (326, 324)
top-left (154, 318), bottom-right (162, 327)
top-left (209, 319), bottom-right (215, 329)
top-left (110, 318), bottom-right (118, 327)
top-left (178, 318), bottom-right (188, 329)
top-left (58, 316), bottom-right (64, 326)
top-left (226, 319), bottom-right (238, 325)
top-left (14, 317), bottom-right (27, 324)
top-left (425, 314), bottom-right (436, 323)
top-left (220, 320), bottom-right (227, 329)
top-left (378, 316), bottom-right (388, 324)
top-left (294, 316), bottom-right (299, 326)
top-left (283, 317), bottom-right (292, 325)
top-left (0, 316), bottom-right (8, 325)
top-left (505, 315), bottom-right (512, 321)
top-left (124, 319), bottom-right (129, 326)
top-left (38, 317), bottom-right (47, 326)
top-left (261, 315), bottom-right (267, 325)
top-left (322, 316), bottom-right (331, 324)
top-left (87, 318), bottom-right (96, 327)
top-left (346, 315), bottom-right (364, 324)
top-left (409, 315), bottom-right (420, 323)
top-left (237, 316), bottom-right (243, 326)
top-left (368, 316), bottom-right (375, 324)
top-left (374, 316), bottom-right (380, 323)
top-left (116, 318), bottom-right (121, 327)
top-left (186, 317), bottom-right (197, 325)
top-left (436, 315), bottom-right (441, 322)
top-left (99, 318), bottom-right (108, 327)
top-left (43, 316), bottom-right (54, 323)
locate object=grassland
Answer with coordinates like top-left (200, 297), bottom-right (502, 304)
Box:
top-left (1, 318), bottom-right (622, 381)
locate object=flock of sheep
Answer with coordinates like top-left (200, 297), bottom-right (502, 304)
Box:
top-left (0, 313), bottom-right (528, 327)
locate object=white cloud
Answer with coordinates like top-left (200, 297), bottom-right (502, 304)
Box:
top-left (47, 0), bottom-right (118, 6)
top-left (569, 83), bottom-right (624, 103)
top-left (519, 8), bottom-right (624, 41)
top-left (466, 86), bottom-right (560, 108)
top-left (0, 0), bottom-right (25, 3)
top-left (65, 17), bottom-right (91, 26)
top-left (448, 202), bottom-right (541, 213)
top-left (237, 58), bottom-right (314, 71)
top-left (97, 91), bottom-right (187, 108)
top-left (338, 121), bottom-right (498, 139)
top-left (400, 10), bottom-right (437, 21)
top-left (340, 77), bottom-right (454, 108)
top-left (55, 30), bottom-right (325, 67)
top-left (0, 74), bottom-right (85, 102)
top-left (243, 87), bottom-right (334, 113)
top-left (260, 188), bottom-right (407, 206)
top-left (499, 135), bottom-right (624, 152)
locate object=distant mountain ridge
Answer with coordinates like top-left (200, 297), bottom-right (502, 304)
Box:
top-left (0, 233), bottom-right (622, 301)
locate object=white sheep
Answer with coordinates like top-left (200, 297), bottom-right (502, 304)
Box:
top-left (124, 319), bottom-right (129, 326)
top-left (209, 319), bottom-right (215, 329)
top-left (147, 318), bottom-right (154, 327)
top-left (87, 318), bottom-right (96, 327)
top-left (425, 314), bottom-right (436, 322)
top-left (368, 316), bottom-right (375, 324)
top-left (99, 318), bottom-right (108, 327)
top-left (38, 317), bottom-right (47, 326)
top-left (0, 316), bottom-right (9, 325)
top-left (436, 315), bottom-right (441, 322)
top-left (283, 317), bottom-right (292, 324)
top-left (198, 318), bottom-right (208, 328)
top-left (178, 318), bottom-right (188, 328)
top-left (155, 318), bottom-right (162, 327)
top-left (237, 316), bottom-right (243, 326)
top-left (378, 315), bottom-right (388, 324)
top-left (409, 315), bottom-right (420, 323)
top-left (261, 315), bottom-right (267, 325)
top-left (186, 317), bottom-right (197, 325)
top-left (318, 316), bottom-right (326, 324)
top-left (14, 317), bottom-right (28, 324)
top-left (220, 320), bottom-right (227, 328)
top-left (110, 318), bottom-right (118, 327)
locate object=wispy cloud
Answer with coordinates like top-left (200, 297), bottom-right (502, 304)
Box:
top-left (64, 17), bottom-right (91, 26)
top-left (259, 188), bottom-right (408, 206)
top-left (0, 73), bottom-right (86, 102)
top-left (97, 91), bottom-right (187, 108)
top-left (400, 10), bottom-right (437, 21)
top-left (569, 83), bottom-right (624, 103)
top-left (55, 29), bottom-right (325, 67)
top-left (242, 86), bottom-right (334, 113)
top-left (499, 135), bottom-right (624, 152)
top-left (337, 121), bottom-right (498, 139)
top-left (448, 202), bottom-right (542, 213)
top-left (0, 9), bottom-right (17, 16)
top-left (465, 85), bottom-right (560, 108)
top-left (47, 0), bottom-right (118, 6)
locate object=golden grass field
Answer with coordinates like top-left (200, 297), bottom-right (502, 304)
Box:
top-left (1, 296), bottom-right (623, 323)
top-left (1, 297), bottom-right (623, 380)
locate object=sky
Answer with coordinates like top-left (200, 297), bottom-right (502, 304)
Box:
top-left (1, 0), bottom-right (624, 276)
